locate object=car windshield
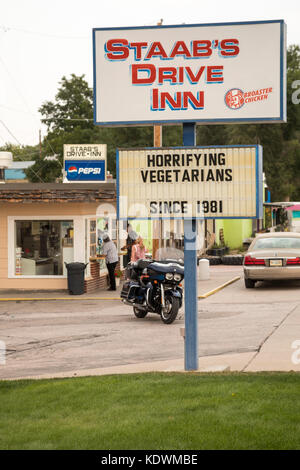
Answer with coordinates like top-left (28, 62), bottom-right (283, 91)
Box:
top-left (253, 237), bottom-right (300, 250)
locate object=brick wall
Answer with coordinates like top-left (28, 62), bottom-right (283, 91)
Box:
top-left (84, 260), bottom-right (125, 293)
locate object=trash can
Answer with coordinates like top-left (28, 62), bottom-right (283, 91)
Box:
top-left (65, 262), bottom-right (88, 295)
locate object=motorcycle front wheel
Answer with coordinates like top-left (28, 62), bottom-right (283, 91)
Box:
top-left (161, 297), bottom-right (179, 324)
top-left (133, 307), bottom-right (148, 318)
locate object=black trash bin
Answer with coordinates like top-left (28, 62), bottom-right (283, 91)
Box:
top-left (65, 262), bottom-right (88, 295)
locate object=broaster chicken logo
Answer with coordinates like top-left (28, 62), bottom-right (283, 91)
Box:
top-left (225, 87), bottom-right (273, 110)
top-left (225, 88), bottom-right (244, 109)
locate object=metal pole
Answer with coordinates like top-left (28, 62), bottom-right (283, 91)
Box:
top-left (153, 124), bottom-right (162, 259)
top-left (183, 122), bottom-right (198, 371)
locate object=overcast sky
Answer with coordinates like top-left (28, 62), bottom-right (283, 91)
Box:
top-left (0, 0), bottom-right (299, 148)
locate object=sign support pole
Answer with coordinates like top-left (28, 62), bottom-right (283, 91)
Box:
top-left (183, 123), bottom-right (198, 371)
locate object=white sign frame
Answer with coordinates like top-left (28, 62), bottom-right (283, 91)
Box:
top-left (93, 20), bottom-right (286, 126)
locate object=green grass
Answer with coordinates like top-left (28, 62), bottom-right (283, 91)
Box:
top-left (0, 373), bottom-right (300, 450)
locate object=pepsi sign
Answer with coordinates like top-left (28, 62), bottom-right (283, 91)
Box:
top-left (65, 160), bottom-right (106, 182)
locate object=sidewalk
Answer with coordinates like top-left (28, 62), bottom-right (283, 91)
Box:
top-left (0, 265), bottom-right (242, 301)
top-left (244, 304), bottom-right (300, 372)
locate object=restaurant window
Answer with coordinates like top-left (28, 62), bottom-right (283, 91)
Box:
top-left (15, 220), bottom-right (74, 276)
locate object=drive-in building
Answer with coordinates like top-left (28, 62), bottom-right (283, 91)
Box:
top-left (0, 183), bottom-right (117, 291)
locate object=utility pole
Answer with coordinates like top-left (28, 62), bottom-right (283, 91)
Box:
top-left (152, 19), bottom-right (163, 259)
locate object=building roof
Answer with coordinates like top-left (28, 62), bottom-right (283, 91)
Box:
top-left (285, 204), bottom-right (300, 212)
top-left (9, 161), bottom-right (35, 169)
top-left (0, 182), bottom-right (116, 203)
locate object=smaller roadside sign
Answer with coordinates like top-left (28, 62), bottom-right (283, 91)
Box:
top-left (65, 160), bottom-right (106, 182)
top-left (63, 144), bottom-right (107, 183)
top-left (117, 145), bottom-right (263, 220)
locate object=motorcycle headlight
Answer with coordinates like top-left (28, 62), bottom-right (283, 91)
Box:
top-left (174, 273), bottom-right (182, 282)
top-left (165, 273), bottom-right (174, 280)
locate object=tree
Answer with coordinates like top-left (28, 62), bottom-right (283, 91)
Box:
top-left (39, 74), bottom-right (94, 134)
top-left (283, 45), bottom-right (300, 140)
top-left (28, 74), bottom-right (155, 181)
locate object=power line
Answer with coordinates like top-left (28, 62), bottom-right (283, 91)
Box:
top-left (0, 105), bottom-right (93, 121)
top-left (0, 53), bottom-right (62, 171)
top-left (0, 25), bottom-right (89, 39)
top-left (0, 119), bottom-right (46, 183)
top-left (0, 120), bottom-right (22, 145)
top-left (0, 54), bottom-right (34, 118)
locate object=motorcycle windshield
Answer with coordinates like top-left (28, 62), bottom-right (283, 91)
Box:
top-left (155, 247), bottom-right (184, 265)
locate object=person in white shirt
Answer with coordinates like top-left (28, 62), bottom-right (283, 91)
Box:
top-left (102, 233), bottom-right (118, 291)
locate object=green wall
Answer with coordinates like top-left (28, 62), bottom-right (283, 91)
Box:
top-left (216, 219), bottom-right (253, 249)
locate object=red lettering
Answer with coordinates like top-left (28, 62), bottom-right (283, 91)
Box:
top-left (192, 40), bottom-right (212, 57)
top-left (185, 66), bottom-right (205, 84)
top-left (183, 91), bottom-right (204, 109)
top-left (170, 41), bottom-right (192, 58)
top-left (129, 42), bottom-right (148, 60)
top-left (220, 39), bottom-right (239, 57)
top-left (105, 39), bottom-right (129, 60)
top-left (178, 67), bottom-right (184, 83)
top-left (158, 67), bottom-right (177, 84)
top-left (160, 91), bottom-right (182, 109)
top-left (152, 89), bottom-right (159, 110)
top-left (145, 42), bottom-right (168, 59)
top-left (131, 64), bottom-right (156, 84)
top-left (206, 66), bottom-right (223, 82)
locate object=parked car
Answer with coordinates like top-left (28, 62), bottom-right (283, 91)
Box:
top-left (243, 232), bottom-right (300, 288)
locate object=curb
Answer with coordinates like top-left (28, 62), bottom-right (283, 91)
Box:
top-left (198, 276), bottom-right (240, 299)
top-left (0, 277), bottom-right (241, 302)
top-left (0, 296), bottom-right (121, 301)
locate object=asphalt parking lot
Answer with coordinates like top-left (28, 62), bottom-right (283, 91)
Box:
top-left (0, 265), bottom-right (300, 379)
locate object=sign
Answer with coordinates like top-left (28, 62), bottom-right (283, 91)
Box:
top-left (93, 20), bottom-right (286, 126)
top-left (117, 145), bottom-right (263, 220)
top-left (65, 160), bottom-right (106, 182)
top-left (63, 144), bottom-right (107, 182)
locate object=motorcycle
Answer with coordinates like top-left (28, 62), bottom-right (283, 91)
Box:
top-left (120, 258), bottom-right (184, 324)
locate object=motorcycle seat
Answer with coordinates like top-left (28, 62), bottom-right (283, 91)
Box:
top-left (133, 259), bottom-right (153, 271)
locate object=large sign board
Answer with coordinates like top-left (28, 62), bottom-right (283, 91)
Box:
top-left (117, 145), bottom-right (263, 220)
top-left (93, 20), bottom-right (286, 126)
top-left (63, 144), bottom-right (107, 182)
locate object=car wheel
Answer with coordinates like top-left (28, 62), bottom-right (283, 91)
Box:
top-left (244, 278), bottom-right (256, 288)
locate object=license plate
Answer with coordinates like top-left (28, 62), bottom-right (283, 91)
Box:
top-left (270, 259), bottom-right (282, 267)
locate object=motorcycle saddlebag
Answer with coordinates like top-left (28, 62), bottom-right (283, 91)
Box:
top-left (120, 280), bottom-right (141, 298)
top-left (120, 280), bottom-right (131, 299)
top-left (120, 280), bottom-right (144, 303)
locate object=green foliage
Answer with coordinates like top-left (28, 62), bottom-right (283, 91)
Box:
top-left (39, 74), bottom-right (94, 134)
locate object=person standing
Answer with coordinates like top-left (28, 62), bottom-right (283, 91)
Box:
top-left (131, 236), bottom-right (148, 262)
top-left (121, 224), bottom-right (138, 266)
top-left (102, 233), bottom-right (118, 291)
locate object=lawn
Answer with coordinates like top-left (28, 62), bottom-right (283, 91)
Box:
top-left (0, 372), bottom-right (299, 450)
